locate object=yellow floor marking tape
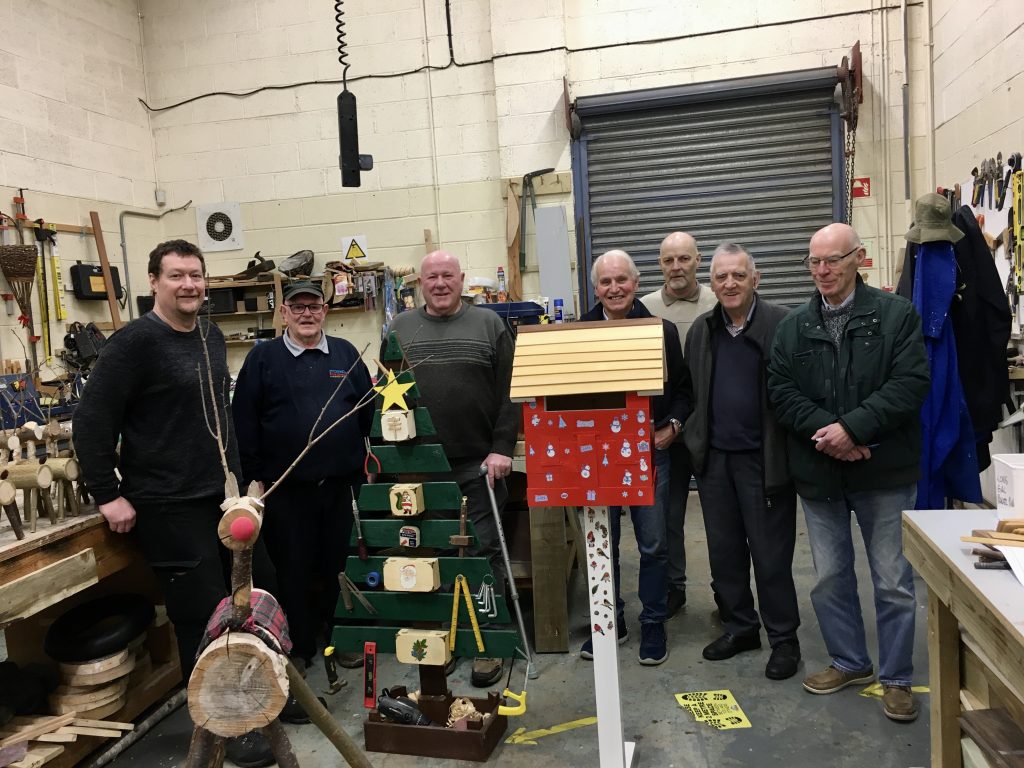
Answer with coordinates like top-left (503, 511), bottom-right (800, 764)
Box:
top-left (505, 716), bottom-right (598, 745)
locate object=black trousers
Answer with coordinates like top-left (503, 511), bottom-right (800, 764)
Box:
top-left (427, 458), bottom-right (508, 595)
top-left (132, 497), bottom-right (277, 679)
top-left (695, 449), bottom-right (800, 646)
top-left (667, 440), bottom-right (692, 590)
top-left (261, 475), bottom-right (360, 663)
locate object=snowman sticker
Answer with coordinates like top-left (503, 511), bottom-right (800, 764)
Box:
top-left (620, 439), bottom-right (632, 459)
top-left (639, 457), bottom-right (649, 472)
top-left (611, 418), bottom-right (622, 434)
top-left (622, 470), bottom-right (633, 486)
top-left (531, 414), bottom-right (540, 427)
top-left (637, 410), bottom-right (647, 424)
top-left (581, 464), bottom-right (591, 480)
top-left (546, 443), bottom-right (556, 458)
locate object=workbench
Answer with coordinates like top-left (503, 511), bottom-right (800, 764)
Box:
top-left (0, 511), bottom-right (182, 768)
top-left (903, 509), bottom-right (1024, 767)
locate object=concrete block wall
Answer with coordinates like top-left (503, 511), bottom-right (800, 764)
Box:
top-left (137, 0), bottom-right (930, 324)
top-left (932, 0), bottom-right (1024, 184)
top-left (0, 0), bottom-right (156, 209)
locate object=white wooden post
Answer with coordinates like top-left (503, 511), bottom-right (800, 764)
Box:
top-left (582, 505), bottom-right (636, 768)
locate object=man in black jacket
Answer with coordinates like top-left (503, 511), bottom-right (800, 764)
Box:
top-left (578, 249), bottom-right (690, 666)
top-left (682, 243), bottom-right (800, 680)
top-left (233, 281), bottom-right (373, 674)
top-left (74, 240), bottom-right (278, 768)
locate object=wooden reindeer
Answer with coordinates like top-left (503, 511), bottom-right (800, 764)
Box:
top-left (183, 330), bottom-right (375, 768)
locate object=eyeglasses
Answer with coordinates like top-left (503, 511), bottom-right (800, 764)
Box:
top-left (803, 245), bottom-right (861, 270)
top-left (286, 303), bottom-right (324, 314)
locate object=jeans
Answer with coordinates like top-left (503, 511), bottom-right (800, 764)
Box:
top-left (801, 484), bottom-right (917, 686)
top-left (696, 449), bottom-right (799, 645)
top-left (666, 440), bottom-right (692, 590)
top-left (610, 447), bottom-right (670, 625)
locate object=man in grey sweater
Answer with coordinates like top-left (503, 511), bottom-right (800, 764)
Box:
top-left (386, 250), bottom-right (519, 687)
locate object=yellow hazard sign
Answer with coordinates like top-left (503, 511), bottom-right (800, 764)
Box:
top-left (675, 690), bottom-right (751, 730)
top-left (341, 235), bottom-right (368, 260)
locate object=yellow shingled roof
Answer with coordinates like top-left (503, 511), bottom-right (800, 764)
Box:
top-left (510, 318), bottom-right (666, 401)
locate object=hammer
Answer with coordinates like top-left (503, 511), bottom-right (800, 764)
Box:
top-left (449, 495), bottom-right (472, 556)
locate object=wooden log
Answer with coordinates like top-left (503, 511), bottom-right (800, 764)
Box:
top-left (39, 490), bottom-right (56, 525)
top-left (184, 726), bottom-right (225, 768)
top-left (261, 720), bottom-right (300, 768)
top-left (230, 548), bottom-right (253, 623)
top-left (187, 633), bottom-right (288, 738)
top-left (54, 482), bottom-right (64, 522)
top-left (45, 458), bottom-right (80, 482)
top-left (2, 477), bottom-right (24, 539)
top-left (216, 497), bottom-right (263, 552)
top-left (65, 480), bottom-right (80, 517)
top-left (2, 462), bottom-right (53, 489)
top-left (28, 488), bottom-right (37, 533)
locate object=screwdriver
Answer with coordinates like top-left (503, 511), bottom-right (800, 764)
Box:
top-left (351, 488), bottom-right (368, 560)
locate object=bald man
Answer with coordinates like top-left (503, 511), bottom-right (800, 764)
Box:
top-left (641, 232), bottom-right (717, 617)
top-left (385, 251), bottom-right (519, 688)
top-left (768, 223), bottom-right (928, 722)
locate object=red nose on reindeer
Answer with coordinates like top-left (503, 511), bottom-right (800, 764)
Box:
top-left (230, 516), bottom-right (256, 542)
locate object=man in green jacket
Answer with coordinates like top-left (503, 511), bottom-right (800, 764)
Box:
top-left (767, 223), bottom-right (929, 722)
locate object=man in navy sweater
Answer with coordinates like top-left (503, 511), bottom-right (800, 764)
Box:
top-left (232, 281), bottom-right (373, 695)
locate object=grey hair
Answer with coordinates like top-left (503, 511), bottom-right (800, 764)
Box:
top-left (710, 242), bottom-right (756, 274)
top-left (591, 249), bottom-right (640, 285)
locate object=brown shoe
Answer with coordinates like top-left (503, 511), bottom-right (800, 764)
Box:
top-left (882, 685), bottom-right (918, 722)
top-left (470, 657), bottom-right (503, 687)
top-left (802, 664), bottom-right (874, 694)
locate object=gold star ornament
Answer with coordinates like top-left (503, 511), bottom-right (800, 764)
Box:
top-left (373, 368), bottom-right (415, 411)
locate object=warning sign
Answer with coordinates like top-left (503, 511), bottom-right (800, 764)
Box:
top-left (341, 235), bottom-right (369, 260)
top-left (852, 177), bottom-right (871, 198)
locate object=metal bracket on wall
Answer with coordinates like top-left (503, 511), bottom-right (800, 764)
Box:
top-left (502, 172), bottom-right (572, 199)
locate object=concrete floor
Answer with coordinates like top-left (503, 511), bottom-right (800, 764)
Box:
top-left (110, 498), bottom-right (931, 768)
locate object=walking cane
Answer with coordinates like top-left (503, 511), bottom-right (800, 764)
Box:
top-left (479, 465), bottom-right (538, 683)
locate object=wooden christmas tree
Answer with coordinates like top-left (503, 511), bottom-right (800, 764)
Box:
top-left (331, 332), bottom-right (523, 762)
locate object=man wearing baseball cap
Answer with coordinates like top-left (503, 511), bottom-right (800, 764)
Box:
top-left (232, 280), bottom-right (373, 720)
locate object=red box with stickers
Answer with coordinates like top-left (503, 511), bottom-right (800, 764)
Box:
top-left (523, 394), bottom-right (655, 508)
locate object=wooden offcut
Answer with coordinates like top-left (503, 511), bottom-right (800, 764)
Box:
top-left (88, 211), bottom-right (122, 331)
top-left (510, 319), bottom-right (666, 401)
top-left (187, 633), bottom-right (288, 738)
top-left (959, 708), bottom-right (1024, 768)
top-left (358, 481), bottom-right (463, 512)
top-left (0, 548), bottom-right (98, 625)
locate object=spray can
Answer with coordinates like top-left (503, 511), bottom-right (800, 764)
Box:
top-left (497, 266), bottom-right (506, 293)
top-left (553, 298), bottom-right (564, 323)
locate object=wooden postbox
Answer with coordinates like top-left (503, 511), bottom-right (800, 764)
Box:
top-left (383, 556), bottom-right (440, 592)
top-left (510, 319), bottom-right (665, 508)
top-left (389, 483), bottom-right (425, 516)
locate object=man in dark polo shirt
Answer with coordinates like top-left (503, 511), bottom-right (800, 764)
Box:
top-left (682, 242), bottom-right (801, 680)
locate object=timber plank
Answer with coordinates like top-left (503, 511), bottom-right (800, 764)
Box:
top-left (511, 377), bottom-right (664, 399)
top-left (349, 519), bottom-right (478, 548)
top-left (357, 482), bottom-right (463, 513)
top-left (334, 590), bottom-right (510, 623)
top-left (331, 626), bottom-right (522, 658)
top-left (958, 708), bottom-right (1024, 768)
top-left (372, 444), bottom-right (451, 473)
top-left (529, 507), bottom-right (569, 653)
top-left (10, 744), bottom-right (64, 768)
top-left (0, 549), bottom-right (98, 625)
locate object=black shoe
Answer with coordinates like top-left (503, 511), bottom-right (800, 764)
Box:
top-left (470, 657), bottom-right (503, 688)
top-left (225, 730), bottom-right (275, 768)
top-left (702, 632), bottom-right (761, 661)
top-left (666, 588), bottom-right (686, 619)
top-left (765, 641), bottom-right (801, 680)
top-left (337, 651), bottom-right (363, 669)
top-left (279, 692), bottom-right (327, 724)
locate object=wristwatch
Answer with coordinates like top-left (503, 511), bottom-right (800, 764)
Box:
top-left (669, 418), bottom-right (682, 434)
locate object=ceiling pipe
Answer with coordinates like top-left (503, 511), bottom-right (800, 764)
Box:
top-left (118, 199), bottom-right (192, 319)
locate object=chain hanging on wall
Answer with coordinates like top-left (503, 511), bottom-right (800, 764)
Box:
top-left (838, 47), bottom-right (862, 225)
